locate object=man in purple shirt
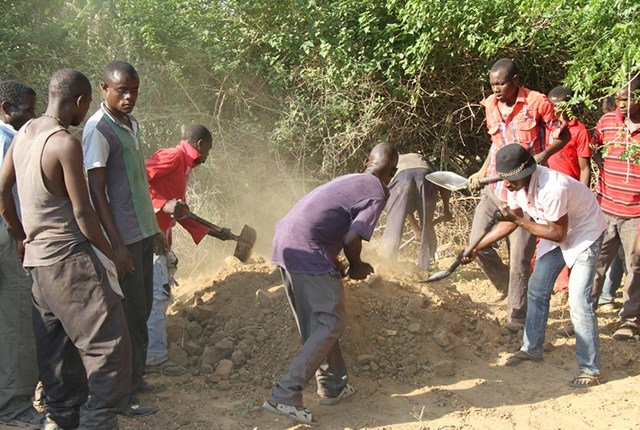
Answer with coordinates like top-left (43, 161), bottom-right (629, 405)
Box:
top-left (264, 143), bottom-right (398, 425)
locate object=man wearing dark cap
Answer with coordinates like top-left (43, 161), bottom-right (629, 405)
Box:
top-left (462, 144), bottom-right (606, 388)
top-left (467, 58), bottom-right (569, 331)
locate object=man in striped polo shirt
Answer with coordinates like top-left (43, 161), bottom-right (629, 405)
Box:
top-left (83, 61), bottom-right (164, 415)
top-left (590, 75), bottom-right (640, 340)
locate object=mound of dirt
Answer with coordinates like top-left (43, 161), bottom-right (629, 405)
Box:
top-left (164, 256), bottom-right (520, 393)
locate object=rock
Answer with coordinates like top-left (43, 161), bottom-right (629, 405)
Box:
top-left (408, 323), bottom-right (423, 335)
top-left (190, 305), bottom-right (215, 323)
top-left (213, 359), bottom-right (234, 381)
top-left (543, 341), bottom-right (555, 352)
top-left (218, 380), bottom-right (232, 391)
top-left (255, 285), bottom-right (285, 308)
top-left (267, 267), bottom-right (282, 283)
top-left (433, 330), bottom-right (451, 348)
top-left (201, 338), bottom-right (235, 368)
top-left (182, 340), bottom-right (201, 356)
top-left (366, 274), bottom-right (384, 288)
top-left (166, 319), bottom-right (186, 344)
top-left (261, 378), bottom-right (272, 389)
top-left (186, 321), bottom-right (202, 339)
top-left (357, 354), bottom-right (374, 365)
top-left (231, 350), bottom-right (247, 367)
top-left (613, 355), bottom-right (632, 367)
top-left (167, 343), bottom-right (189, 368)
top-left (385, 329), bottom-right (398, 336)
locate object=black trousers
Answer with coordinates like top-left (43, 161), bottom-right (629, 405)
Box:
top-left (120, 236), bottom-right (155, 400)
top-left (31, 244), bottom-right (131, 429)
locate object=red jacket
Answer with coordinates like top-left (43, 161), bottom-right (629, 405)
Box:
top-left (146, 141), bottom-right (210, 245)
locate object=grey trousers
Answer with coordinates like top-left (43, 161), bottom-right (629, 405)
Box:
top-left (0, 227), bottom-right (37, 422)
top-left (270, 268), bottom-right (347, 407)
top-left (591, 214), bottom-right (640, 323)
top-left (31, 244), bottom-right (131, 429)
top-left (470, 193), bottom-right (536, 323)
top-left (381, 168), bottom-right (437, 270)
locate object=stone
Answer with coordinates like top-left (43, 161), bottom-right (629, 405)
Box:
top-left (231, 350), bottom-right (247, 367)
top-left (213, 359), bottom-right (234, 381)
top-left (190, 305), bottom-right (215, 323)
top-left (433, 330), bottom-right (451, 348)
top-left (167, 343), bottom-right (189, 368)
top-left (385, 329), bottom-right (398, 336)
top-left (218, 380), bottom-right (232, 391)
top-left (182, 340), bottom-right (201, 356)
top-left (543, 341), bottom-right (555, 352)
top-left (166, 319), bottom-right (186, 344)
top-left (433, 361), bottom-right (457, 377)
top-left (255, 285), bottom-right (285, 308)
top-left (357, 354), bottom-right (374, 365)
top-left (408, 323), bottom-right (423, 335)
top-left (186, 321), bottom-right (203, 339)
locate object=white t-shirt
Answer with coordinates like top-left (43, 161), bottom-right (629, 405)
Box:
top-left (507, 165), bottom-right (606, 267)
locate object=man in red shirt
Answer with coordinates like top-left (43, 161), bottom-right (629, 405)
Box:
top-left (545, 86), bottom-right (592, 295)
top-left (468, 58), bottom-right (568, 331)
top-left (590, 75), bottom-right (640, 340)
top-left (144, 124), bottom-right (228, 375)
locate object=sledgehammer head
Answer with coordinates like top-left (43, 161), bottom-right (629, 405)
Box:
top-left (233, 224), bottom-right (256, 262)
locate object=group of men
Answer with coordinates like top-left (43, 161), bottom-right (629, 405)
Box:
top-left (0, 63), bottom-right (225, 429)
top-left (0, 55), bottom-right (639, 428)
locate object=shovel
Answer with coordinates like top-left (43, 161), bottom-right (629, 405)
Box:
top-left (425, 171), bottom-right (501, 192)
top-left (424, 209), bottom-right (502, 282)
top-left (184, 212), bottom-right (256, 263)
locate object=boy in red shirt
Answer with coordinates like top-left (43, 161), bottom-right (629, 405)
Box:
top-left (546, 86), bottom-right (592, 295)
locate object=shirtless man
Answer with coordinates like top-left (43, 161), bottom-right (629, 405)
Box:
top-left (0, 69), bottom-right (131, 429)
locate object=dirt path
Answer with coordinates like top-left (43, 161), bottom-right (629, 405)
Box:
top-left (107, 257), bottom-right (640, 429)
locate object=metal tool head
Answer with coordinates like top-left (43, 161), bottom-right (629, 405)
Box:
top-left (233, 224), bottom-right (256, 262)
top-left (425, 268), bottom-right (453, 282)
top-left (425, 171), bottom-right (470, 191)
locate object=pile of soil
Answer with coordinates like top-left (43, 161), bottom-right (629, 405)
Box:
top-left (163, 256), bottom-right (520, 393)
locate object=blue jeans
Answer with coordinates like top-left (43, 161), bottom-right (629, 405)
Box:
top-left (522, 236), bottom-right (603, 375)
top-left (599, 246), bottom-right (625, 305)
top-left (146, 254), bottom-right (171, 366)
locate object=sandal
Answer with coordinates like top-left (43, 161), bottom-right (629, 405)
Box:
top-left (569, 372), bottom-right (605, 388)
top-left (504, 350), bottom-right (543, 366)
top-left (612, 322), bottom-right (639, 341)
top-left (263, 400), bottom-right (316, 425)
top-left (319, 383), bottom-right (356, 406)
top-left (145, 360), bottom-right (187, 376)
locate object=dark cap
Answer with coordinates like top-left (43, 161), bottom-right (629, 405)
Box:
top-left (495, 144), bottom-right (536, 181)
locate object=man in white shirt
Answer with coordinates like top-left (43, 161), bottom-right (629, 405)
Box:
top-left (462, 144), bottom-right (606, 388)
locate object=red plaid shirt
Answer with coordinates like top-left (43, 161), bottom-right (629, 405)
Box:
top-left (482, 86), bottom-right (560, 200)
top-left (592, 110), bottom-right (640, 219)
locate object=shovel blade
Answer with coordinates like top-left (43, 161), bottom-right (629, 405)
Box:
top-left (233, 224), bottom-right (256, 262)
top-left (425, 171), bottom-right (470, 192)
top-left (425, 269), bottom-right (452, 282)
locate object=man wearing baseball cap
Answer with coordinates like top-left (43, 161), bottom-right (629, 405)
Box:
top-left (462, 144), bottom-right (607, 387)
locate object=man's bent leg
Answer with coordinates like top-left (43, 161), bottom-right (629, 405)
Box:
top-left (522, 248), bottom-right (565, 356)
top-left (472, 194), bottom-right (510, 295)
top-left (315, 341), bottom-right (348, 398)
top-left (270, 272), bottom-right (345, 407)
top-left (506, 218), bottom-right (536, 323)
top-left (568, 236), bottom-right (603, 375)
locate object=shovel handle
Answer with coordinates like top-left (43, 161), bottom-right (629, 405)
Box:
top-left (184, 212), bottom-right (239, 241)
top-left (478, 175), bottom-right (502, 186)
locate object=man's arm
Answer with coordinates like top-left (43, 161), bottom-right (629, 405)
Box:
top-left (87, 168), bottom-right (134, 272)
top-left (56, 137), bottom-right (126, 278)
top-left (343, 229), bottom-right (373, 279)
top-left (500, 207), bottom-right (568, 242)
top-left (0, 144), bottom-right (26, 260)
top-left (578, 156), bottom-right (591, 187)
top-left (468, 152), bottom-right (492, 189)
top-left (534, 125), bottom-right (570, 164)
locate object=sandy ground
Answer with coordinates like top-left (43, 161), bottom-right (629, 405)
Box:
top-left (115, 254), bottom-right (640, 430)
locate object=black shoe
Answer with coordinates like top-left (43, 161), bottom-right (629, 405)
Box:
top-left (122, 403), bottom-right (159, 417)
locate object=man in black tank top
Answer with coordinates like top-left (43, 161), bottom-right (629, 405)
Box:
top-left (0, 69), bottom-right (131, 430)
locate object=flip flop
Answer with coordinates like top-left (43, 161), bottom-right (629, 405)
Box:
top-left (504, 350), bottom-right (543, 366)
top-left (318, 383), bottom-right (356, 406)
top-left (263, 400), bottom-right (316, 425)
top-left (569, 372), bottom-right (605, 388)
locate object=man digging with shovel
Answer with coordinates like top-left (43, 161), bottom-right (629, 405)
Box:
top-left (144, 124), bottom-right (233, 377)
top-left (461, 144), bottom-right (606, 388)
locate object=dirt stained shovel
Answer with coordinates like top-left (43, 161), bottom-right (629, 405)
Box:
top-left (425, 171), bottom-right (501, 192)
top-left (184, 212), bottom-right (257, 263)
